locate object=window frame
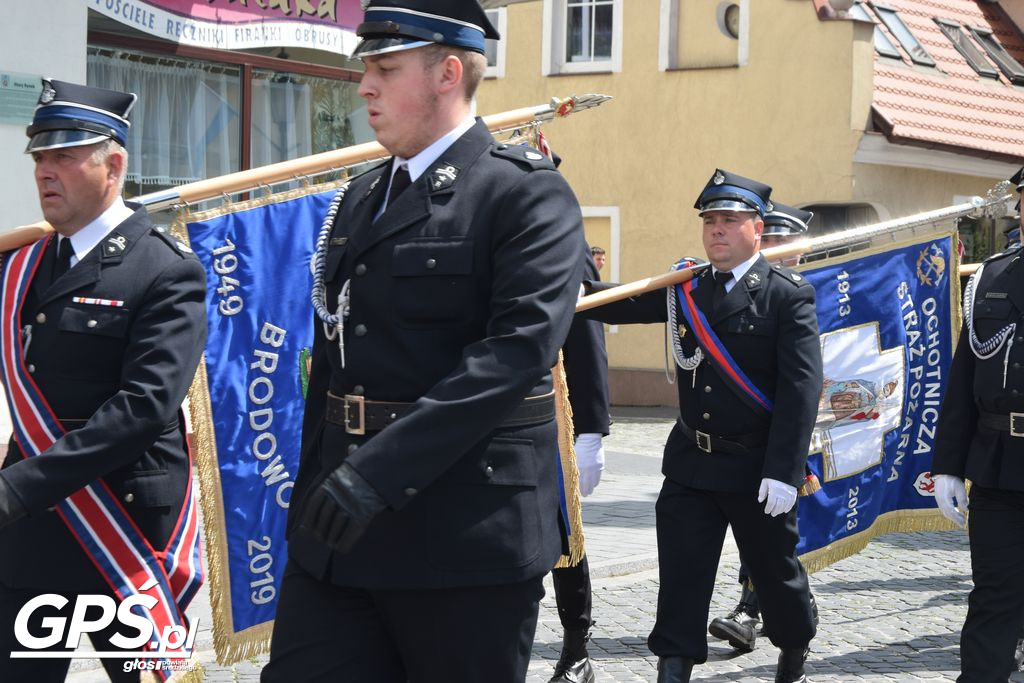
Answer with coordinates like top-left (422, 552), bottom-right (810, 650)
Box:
top-left (934, 19), bottom-right (998, 80)
top-left (542, 0), bottom-right (623, 75)
top-left (484, 7), bottom-right (507, 79)
top-left (848, 2), bottom-right (902, 60)
top-left (868, 3), bottom-right (936, 67)
top-left (968, 26), bottom-right (1024, 85)
top-left (89, 29), bottom-right (361, 175)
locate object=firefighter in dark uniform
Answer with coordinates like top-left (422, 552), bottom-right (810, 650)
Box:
top-left (261, 2), bottom-right (585, 681)
top-left (933, 166), bottom-right (1024, 681)
top-left (0, 80), bottom-right (207, 681)
top-left (580, 170), bottom-right (822, 683)
top-left (708, 202), bottom-right (820, 653)
top-left (549, 245), bottom-right (611, 683)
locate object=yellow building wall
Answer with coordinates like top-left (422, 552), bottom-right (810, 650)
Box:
top-left (477, 1), bottom-right (874, 380)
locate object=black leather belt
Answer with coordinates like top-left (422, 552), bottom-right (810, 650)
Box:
top-left (677, 419), bottom-right (768, 455)
top-left (325, 390), bottom-right (556, 435)
top-left (978, 410), bottom-right (1024, 437)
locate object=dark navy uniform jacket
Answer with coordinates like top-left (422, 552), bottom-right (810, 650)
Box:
top-left (288, 120), bottom-right (585, 590)
top-left (933, 246), bottom-right (1024, 491)
top-left (582, 255), bottom-right (822, 491)
top-left (563, 250), bottom-right (610, 438)
top-left (0, 204), bottom-right (208, 591)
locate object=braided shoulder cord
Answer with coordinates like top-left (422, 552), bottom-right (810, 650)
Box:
top-left (666, 260), bottom-right (703, 372)
top-left (964, 261), bottom-right (1016, 359)
top-left (310, 184), bottom-right (349, 327)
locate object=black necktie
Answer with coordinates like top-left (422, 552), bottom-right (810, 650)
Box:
top-left (712, 270), bottom-right (733, 313)
top-left (386, 165), bottom-right (411, 209)
top-left (52, 237), bottom-right (73, 284)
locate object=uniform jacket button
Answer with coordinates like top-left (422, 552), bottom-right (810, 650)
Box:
top-left (27, 364), bottom-right (35, 374)
top-left (747, 324), bottom-right (754, 331)
top-left (124, 492), bottom-right (135, 503)
top-left (352, 385), bottom-right (365, 395)
top-left (35, 313), bottom-right (46, 324)
top-left (704, 386), bottom-right (712, 393)
top-left (87, 319), bottom-right (98, 328)
top-left (404, 487), bottom-right (417, 497)
top-left (347, 444), bottom-right (359, 454)
top-left (702, 412), bottom-right (711, 420)
top-left (355, 264), bottom-right (367, 276)
top-left (1015, 363), bottom-right (1021, 370)
top-left (484, 465), bottom-right (494, 477)
top-left (354, 324), bottom-right (367, 336)
top-left (425, 258), bottom-right (437, 269)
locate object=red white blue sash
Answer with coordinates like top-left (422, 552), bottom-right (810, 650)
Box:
top-left (676, 276), bottom-right (774, 414)
top-left (0, 238), bottom-right (202, 677)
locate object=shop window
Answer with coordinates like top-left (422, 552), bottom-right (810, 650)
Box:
top-left (87, 46), bottom-right (369, 201)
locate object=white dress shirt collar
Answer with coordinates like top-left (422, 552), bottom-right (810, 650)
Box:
top-left (712, 251), bottom-right (762, 293)
top-left (64, 197), bottom-right (134, 267)
top-left (396, 115), bottom-right (477, 183)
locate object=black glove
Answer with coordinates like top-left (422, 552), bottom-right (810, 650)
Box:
top-left (298, 462), bottom-right (387, 554)
top-left (0, 475), bottom-right (27, 531)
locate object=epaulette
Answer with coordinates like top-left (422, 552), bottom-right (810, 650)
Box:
top-left (151, 225), bottom-right (195, 259)
top-left (770, 263), bottom-right (810, 287)
top-left (983, 244), bottom-right (1022, 263)
top-left (490, 143), bottom-right (556, 171)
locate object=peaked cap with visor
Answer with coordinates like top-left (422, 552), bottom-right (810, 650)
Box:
top-left (25, 79), bottom-right (136, 154)
top-left (352, 0), bottom-right (500, 58)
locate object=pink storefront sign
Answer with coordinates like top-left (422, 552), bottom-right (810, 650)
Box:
top-left (89, 0), bottom-right (363, 55)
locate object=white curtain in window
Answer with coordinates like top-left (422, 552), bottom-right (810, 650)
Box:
top-left (250, 77), bottom-right (312, 168)
top-left (88, 54), bottom-right (239, 185)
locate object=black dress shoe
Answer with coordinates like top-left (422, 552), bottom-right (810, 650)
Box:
top-left (548, 629), bottom-right (595, 683)
top-left (657, 656), bottom-right (694, 683)
top-left (775, 646), bottom-right (809, 683)
top-left (708, 584), bottom-right (760, 651)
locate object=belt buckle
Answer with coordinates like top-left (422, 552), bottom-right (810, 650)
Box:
top-left (1011, 412), bottom-right (1024, 437)
top-left (343, 394), bottom-right (366, 435)
top-left (695, 430), bottom-right (712, 453)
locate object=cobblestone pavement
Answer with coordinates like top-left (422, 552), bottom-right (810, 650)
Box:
top-left (69, 409), bottom-right (1024, 682)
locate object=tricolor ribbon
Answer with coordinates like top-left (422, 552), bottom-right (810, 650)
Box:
top-left (0, 238), bottom-right (202, 678)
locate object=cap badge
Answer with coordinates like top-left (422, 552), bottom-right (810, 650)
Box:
top-left (766, 201), bottom-right (774, 212)
top-left (39, 83), bottom-right (56, 105)
top-left (713, 172), bottom-right (725, 185)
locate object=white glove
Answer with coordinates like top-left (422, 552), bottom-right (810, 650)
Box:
top-left (933, 474), bottom-right (969, 527)
top-left (758, 478), bottom-right (798, 517)
top-left (574, 433), bottom-right (605, 497)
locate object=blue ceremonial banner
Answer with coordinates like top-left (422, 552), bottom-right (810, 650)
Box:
top-left (184, 188), bottom-right (335, 660)
top-left (796, 232), bottom-right (959, 572)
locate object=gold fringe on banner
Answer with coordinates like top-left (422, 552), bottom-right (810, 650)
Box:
top-left (799, 508), bottom-right (958, 575)
top-left (168, 180), bottom-right (347, 667)
top-left (553, 352), bottom-right (587, 569)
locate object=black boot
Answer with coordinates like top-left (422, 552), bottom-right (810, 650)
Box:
top-left (548, 628), bottom-right (594, 683)
top-left (775, 647), bottom-right (809, 683)
top-left (708, 584), bottom-right (760, 651)
top-left (656, 656), bottom-right (694, 683)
